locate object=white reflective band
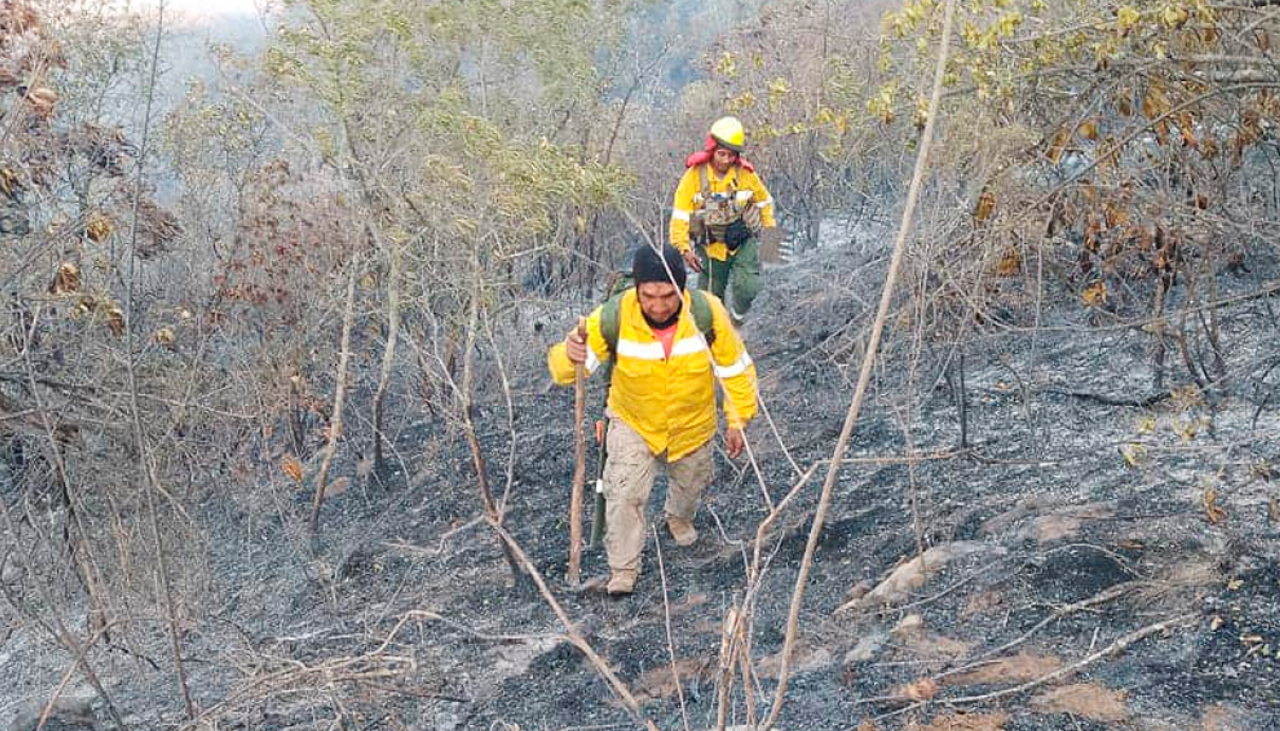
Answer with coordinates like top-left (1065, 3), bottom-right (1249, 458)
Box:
top-left (671, 208), bottom-right (691, 222)
top-left (669, 335), bottom-right (709, 358)
top-left (735, 190), bottom-right (753, 203)
top-left (617, 338), bottom-right (666, 361)
top-left (756, 197), bottom-right (773, 209)
top-left (585, 348), bottom-right (601, 375)
top-left (714, 352), bottom-right (754, 379)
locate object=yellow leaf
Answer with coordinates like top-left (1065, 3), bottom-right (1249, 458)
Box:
top-left (1116, 5), bottom-right (1141, 33)
top-left (153, 327), bottom-right (175, 346)
top-left (974, 190), bottom-right (996, 221)
top-left (1077, 118), bottom-right (1099, 141)
top-left (1081, 281), bottom-right (1107, 307)
top-left (1046, 128), bottom-right (1070, 164)
top-left (995, 248), bottom-right (1021, 276)
top-left (85, 212), bottom-right (113, 242)
top-left (282, 454), bottom-right (304, 483)
top-left (1119, 443), bottom-right (1146, 467)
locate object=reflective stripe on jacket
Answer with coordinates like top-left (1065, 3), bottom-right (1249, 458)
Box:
top-left (547, 289), bottom-right (758, 460)
top-left (670, 164), bottom-right (776, 261)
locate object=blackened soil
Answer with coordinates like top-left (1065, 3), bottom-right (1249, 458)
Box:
top-left (6, 240), bottom-right (1280, 731)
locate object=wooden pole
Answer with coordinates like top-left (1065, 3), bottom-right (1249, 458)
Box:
top-left (568, 352), bottom-right (587, 585)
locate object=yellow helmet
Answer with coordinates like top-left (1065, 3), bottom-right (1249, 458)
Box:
top-left (709, 116), bottom-right (746, 152)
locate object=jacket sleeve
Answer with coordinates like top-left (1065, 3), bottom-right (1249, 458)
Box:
top-left (743, 170), bottom-right (777, 229)
top-left (669, 168), bottom-right (700, 254)
top-left (706, 297), bottom-right (759, 428)
top-left (547, 305), bottom-right (610, 385)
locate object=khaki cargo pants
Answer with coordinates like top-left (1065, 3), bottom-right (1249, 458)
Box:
top-left (603, 417), bottom-right (714, 575)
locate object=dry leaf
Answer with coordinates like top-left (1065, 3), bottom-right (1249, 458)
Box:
top-left (281, 454), bottom-right (304, 483)
top-left (898, 677), bottom-right (938, 701)
top-left (973, 190), bottom-right (996, 222)
top-left (995, 249), bottom-right (1021, 276)
top-left (104, 305), bottom-right (124, 336)
top-left (1081, 281), bottom-right (1108, 307)
top-left (1143, 82), bottom-right (1169, 120)
top-left (1203, 486), bottom-right (1228, 524)
top-left (153, 327), bottom-right (175, 346)
top-left (25, 86), bottom-right (57, 116)
top-left (49, 262), bottom-right (80, 295)
top-left (1077, 118), bottom-right (1099, 141)
top-left (85, 212), bottom-right (113, 242)
top-left (1030, 683), bottom-right (1128, 722)
top-left (1046, 128), bottom-right (1070, 164)
top-left (325, 477), bottom-right (350, 497)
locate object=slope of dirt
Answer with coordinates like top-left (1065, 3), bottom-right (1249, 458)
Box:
top-left (4, 230), bottom-right (1280, 731)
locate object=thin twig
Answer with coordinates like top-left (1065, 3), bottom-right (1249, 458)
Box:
top-left (761, 2), bottom-right (959, 726)
top-left (942, 613), bottom-right (1196, 705)
top-left (653, 526), bottom-right (691, 731)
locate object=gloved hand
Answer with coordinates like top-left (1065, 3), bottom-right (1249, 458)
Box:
top-left (724, 219), bottom-right (751, 251)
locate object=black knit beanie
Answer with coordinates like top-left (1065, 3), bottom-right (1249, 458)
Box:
top-left (632, 243), bottom-right (687, 291)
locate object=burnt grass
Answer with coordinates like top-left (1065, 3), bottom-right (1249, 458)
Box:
top-left (6, 237), bottom-right (1280, 731)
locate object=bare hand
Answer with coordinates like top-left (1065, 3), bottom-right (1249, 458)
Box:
top-left (724, 427), bottom-right (745, 459)
top-left (682, 248), bottom-right (703, 274)
top-left (565, 320), bottom-right (588, 364)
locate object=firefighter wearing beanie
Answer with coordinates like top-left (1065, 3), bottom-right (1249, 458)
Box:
top-left (547, 244), bottom-right (759, 594)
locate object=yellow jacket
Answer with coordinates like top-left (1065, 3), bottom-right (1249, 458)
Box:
top-left (547, 289), bottom-right (758, 460)
top-left (670, 163), bottom-right (776, 261)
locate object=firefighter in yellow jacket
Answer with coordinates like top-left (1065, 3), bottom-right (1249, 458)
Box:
top-left (670, 116), bottom-right (777, 323)
top-left (547, 244), bottom-right (759, 595)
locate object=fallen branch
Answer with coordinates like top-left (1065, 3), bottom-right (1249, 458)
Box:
top-left (942, 613), bottom-right (1197, 705)
top-left (938, 580), bottom-right (1141, 681)
top-left (487, 520), bottom-right (659, 731)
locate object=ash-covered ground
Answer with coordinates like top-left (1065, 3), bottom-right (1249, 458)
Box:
top-left (3, 230), bottom-right (1279, 731)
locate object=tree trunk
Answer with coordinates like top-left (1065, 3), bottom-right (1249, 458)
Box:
top-left (372, 227), bottom-right (402, 470)
top-left (310, 257), bottom-right (360, 534)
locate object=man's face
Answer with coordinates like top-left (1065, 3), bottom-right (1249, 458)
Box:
top-left (712, 146), bottom-right (738, 174)
top-left (636, 281), bottom-right (682, 324)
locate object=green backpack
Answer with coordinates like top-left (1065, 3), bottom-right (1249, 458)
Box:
top-left (596, 275), bottom-right (716, 379)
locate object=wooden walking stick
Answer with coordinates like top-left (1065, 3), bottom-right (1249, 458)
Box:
top-left (567, 321), bottom-right (587, 585)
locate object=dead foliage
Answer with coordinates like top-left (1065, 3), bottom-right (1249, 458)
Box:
top-left (905, 711), bottom-right (1010, 731)
top-left (895, 676), bottom-right (938, 702)
top-left (1029, 682), bottom-right (1129, 722)
top-left (946, 652), bottom-right (1064, 687)
top-left (1201, 703), bottom-right (1251, 731)
top-left (633, 655), bottom-right (715, 702)
top-left (891, 614), bottom-right (973, 660)
top-left (838, 541), bottom-right (1006, 612)
top-left (756, 641), bottom-right (834, 678)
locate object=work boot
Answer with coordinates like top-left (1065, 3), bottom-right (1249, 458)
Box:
top-left (666, 515), bottom-right (698, 546)
top-left (607, 569), bottom-right (637, 595)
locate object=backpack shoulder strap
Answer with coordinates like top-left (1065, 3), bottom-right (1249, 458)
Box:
top-left (601, 290), bottom-right (624, 355)
top-left (698, 164), bottom-right (711, 201)
top-left (689, 290), bottom-right (716, 347)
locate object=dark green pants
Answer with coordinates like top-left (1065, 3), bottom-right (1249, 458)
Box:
top-left (698, 237), bottom-right (761, 318)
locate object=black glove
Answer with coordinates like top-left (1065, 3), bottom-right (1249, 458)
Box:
top-left (724, 218), bottom-right (752, 251)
